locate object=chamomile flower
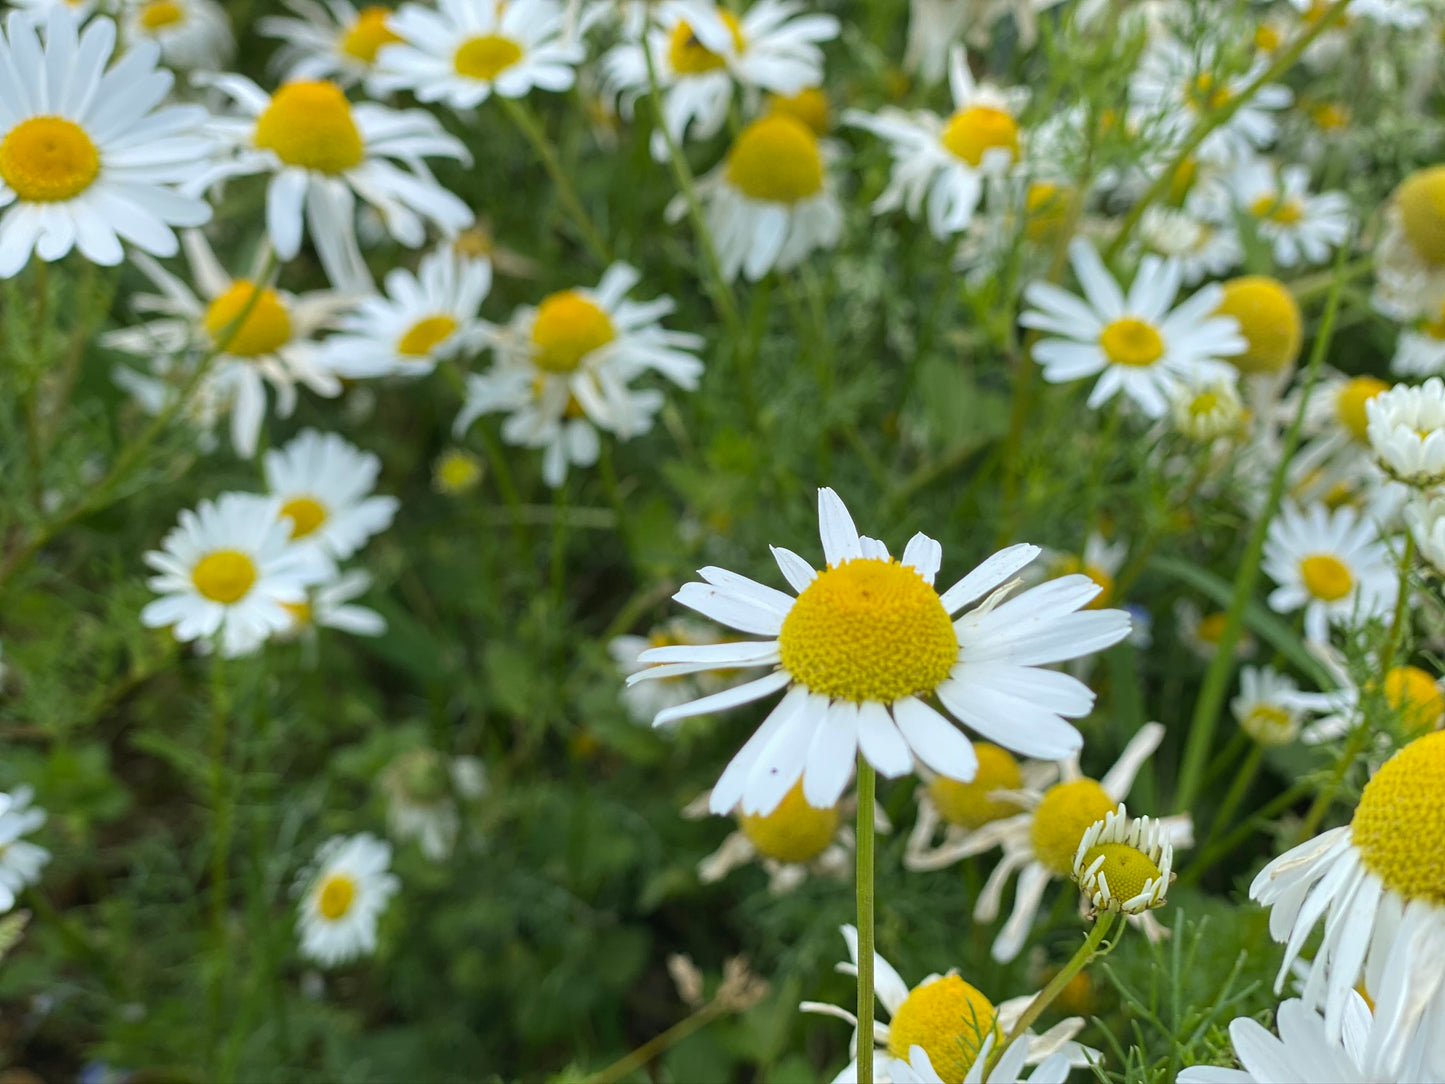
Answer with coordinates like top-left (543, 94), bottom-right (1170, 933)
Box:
top-left (372, 0), bottom-right (584, 110)
top-left (1232, 666), bottom-right (1304, 746)
top-left (258, 1), bottom-right (401, 92)
top-left (1250, 730), bottom-right (1445, 1079)
top-left (1020, 239), bottom-right (1246, 418)
top-left (322, 247), bottom-right (491, 382)
top-left (1176, 598), bottom-right (1254, 660)
top-left (610, 618), bottom-right (725, 726)
top-left (1228, 158), bottom-right (1351, 268)
top-left (888, 1037), bottom-right (1071, 1084)
top-left (1072, 806), bottom-right (1174, 917)
top-left (1261, 502), bottom-right (1396, 644)
top-left (1215, 276), bottom-right (1303, 377)
top-left (432, 447), bottom-right (484, 495)
top-left (1408, 493), bottom-right (1445, 576)
top-left (1137, 205), bottom-right (1243, 286)
top-left (1391, 301), bottom-right (1445, 378)
top-left (380, 748), bottom-right (486, 861)
top-left (844, 47), bottom-right (1026, 240)
top-left (1283, 646), bottom-right (1443, 746)
top-left (141, 493), bottom-right (332, 658)
top-left (0, 787), bottom-right (48, 913)
top-left (1288, 0), bottom-right (1434, 29)
top-left (0, 8), bottom-right (214, 278)
top-left (280, 568), bottom-right (387, 640)
top-left (296, 832), bottom-right (399, 966)
top-left (1365, 378), bottom-right (1445, 488)
top-left (1373, 166), bottom-right (1445, 323)
top-left (263, 430), bottom-right (398, 559)
top-left (196, 74), bottom-right (472, 290)
top-left (119, 0), bottom-right (233, 71)
top-left (801, 925), bottom-right (1093, 1083)
top-left (1170, 375), bottom-right (1248, 441)
top-left (628, 488), bottom-right (1131, 818)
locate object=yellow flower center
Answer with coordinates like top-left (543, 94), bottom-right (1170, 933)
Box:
top-left (1030, 778), bottom-right (1118, 875)
top-left (254, 81), bottom-right (364, 174)
top-left (192, 550), bottom-right (258, 604)
top-left (1078, 840), bottom-right (1163, 905)
top-left (737, 780), bottom-right (840, 863)
top-left (928, 743), bottom-right (1022, 829)
top-left (317, 873), bottom-right (357, 920)
top-left (1189, 391), bottom-right (1220, 416)
top-left (202, 281), bottom-right (293, 357)
top-left (1023, 181), bottom-right (1070, 243)
top-left (341, 6), bottom-right (401, 63)
top-left (1254, 23), bottom-right (1282, 51)
top-left (530, 290), bottom-right (616, 372)
top-left (0, 116), bottom-right (101, 203)
top-left (777, 557), bottom-right (957, 704)
top-left (138, 0), bottom-right (185, 31)
top-left (1299, 553), bottom-right (1353, 602)
top-left (1351, 730), bottom-right (1445, 904)
top-left (940, 105), bottom-right (1020, 168)
top-left (1196, 611), bottom-right (1228, 643)
top-left (397, 314), bottom-right (458, 357)
top-left (1099, 317), bottom-right (1165, 368)
top-left (280, 496), bottom-right (328, 539)
top-left (1396, 166), bottom-right (1445, 267)
top-left (454, 33), bottom-right (523, 80)
top-left (767, 87), bottom-right (829, 135)
top-left (1310, 101), bottom-right (1350, 130)
top-left (1216, 276), bottom-right (1302, 375)
top-left (885, 975), bottom-right (999, 1084)
top-left (1242, 704), bottom-right (1296, 745)
top-left (1381, 666), bottom-right (1444, 737)
top-left (283, 599), bottom-right (313, 627)
top-left (1334, 376), bottom-right (1389, 443)
top-left (436, 449), bottom-right (483, 494)
top-left (725, 114), bottom-right (823, 204)
top-left (668, 11), bottom-right (744, 75)
top-left (1051, 555), bottom-right (1114, 609)
top-left (1189, 72), bottom-right (1231, 111)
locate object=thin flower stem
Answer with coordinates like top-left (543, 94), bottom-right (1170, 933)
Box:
top-left (1178, 777), bottom-right (1314, 886)
top-left (1292, 726), bottom-right (1370, 846)
top-left (586, 1001), bottom-right (727, 1084)
top-left (1381, 532), bottom-right (1416, 672)
top-left (1198, 742), bottom-right (1262, 856)
top-left (24, 258), bottom-right (49, 510)
top-left (855, 756), bottom-right (877, 1084)
top-left (207, 656), bottom-right (235, 1075)
top-left (500, 96), bottom-right (611, 265)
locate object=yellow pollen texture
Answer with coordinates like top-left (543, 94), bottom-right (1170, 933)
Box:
top-left (726, 114), bottom-right (823, 204)
top-left (531, 291), bottom-right (616, 372)
top-left (738, 781), bottom-right (839, 863)
top-left (1351, 730), bottom-right (1445, 904)
top-left (1030, 778), bottom-right (1118, 875)
top-left (280, 496), bottom-right (328, 539)
top-left (928, 743), bottom-right (1022, 829)
top-left (0, 116), bottom-right (101, 203)
top-left (777, 557), bottom-right (957, 704)
top-left (1299, 553), bottom-right (1353, 602)
top-left (940, 106), bottom-right (1020, 168)
top-left (138, 0), bottom-right (184, 31)
top-left (1080, 841), bottom-right (1162, 905)
top-left (398, 314), bottom-right (458, 357)
top-left (1381, 666), bottom-right (1444, 737)
top-left (1396, 166), bottom-right (1445, 267)
top-left (1215, 276), bottom-right (1302, 375)
top-left (454, 34), bottom-right (523, 80)
top-left (318, 873), bottom-right (356, 920)
top-left (254, 81), bottom-right (365, 174)
top-left (1335, 376), bottom-right (1389, 443)
top-left (342, 7), bottom-right (401, 63)
top-left (1099, 318), bottom-right (1164, 368)
top-left (885, 975), bottom-right (999, 1084)
top-left (192, 550), bottom-right (258, 604)
top-left (202, 281), bottom-right (293, 357)
top-left (668, 12), bottom-right (744, 74)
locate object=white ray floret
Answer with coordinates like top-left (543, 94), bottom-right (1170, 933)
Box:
top-left (296, 832), bottom-right (400, 967)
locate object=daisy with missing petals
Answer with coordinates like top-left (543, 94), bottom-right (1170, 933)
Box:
top-left (263, 430), bottom-right (399, 560)
top-left (195, 75), bottom-right (472, 290)
top-left (296, 832), bottom-right (399, 966)
top-left (1231, 665), bottom-right (1303, 747)
top-left (320, 245), bottom-right (491, 378)
top-left (629, 488), bottom-right (1131, 818)
top-left (141, 493), bottom-right (332, 658)
top-left (1365, 377), bottom-right (1445, 488)
top-left (0, 8), bottom-right (214, 278)
top-left (258, 1), bottom-right (401, 92)
top-left (1261, 501), bottom-right (1396, 644)
top-left (801, 925), bottom-right (1092, 1083)
top-left (119, 0), bottom-right (234, 72)
top-left (1227, 158), bottom-right (1351, 268)
top-left (0, 787), bottom-right (49, 913)
top-left (1249, 730), bottom-right (1445, 1080)
top-left (844, 47), bottom-right (1025, 240)
top-left (1072, 806), bottom-right (1174, 917)
top-left (373, 0), bottom-right (584, 109)
top-left (1020, 239), bottom-right (1246, 417)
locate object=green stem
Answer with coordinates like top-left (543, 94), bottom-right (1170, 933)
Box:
top-left (1178, 778), bottom-right (1314, 887)
top-left (1381, 532), bottom-right (1416, 673)
top-left (585, 1002), bottom-right (727, 1084)
top-left (24, 259), bottom-right (49, 510)
top-left (207, 657), bottom-right (235, 1076)
top-left (1199, 743), bottom-right (1262, 855)
top-left (500, 97), bottom-right (610, 265)
top-left (856, 756), bottom-right (877, 1084)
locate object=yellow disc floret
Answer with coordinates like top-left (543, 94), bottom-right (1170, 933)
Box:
top-left (778, 558), bottom-right (957, 704)
top-left (398, 314), bottom-right (458, 357)
top-left (202, 281), bottom-right (293, 357)
top-left (1381, 666), bottom-right (1444, 737)
top-left (928, 743), bottom-right (1022, 829)
top-left (1023, 181), bottom-right (1070, 243)
top-left (1351, 730), bottom-right (1445, 904)
top-left (885, 975), bottom-right (999, 1084)
top-left (1079, 841), bottom-right (1163, 906)
top-left (254, 81), bottom-right (364, 174)
top-left (454, 34), bottom-right (523, 80)
top-left (1215, 276), bottom-right (1302, 375)
top-left (668, 11), bottom-right (744, 74)
top-left (0, 116), bottom-right (101, 203)
top-left (1030, 778), bottom-right (1118, 875)
top-left (1395, 166), bottom-right (1445, 267)
top-left (767, 87), bottom-right (829, 135)
top-left (726, 114), bottom-right (824, 204)
top-left (1335, 375), bottom-right (1389, 443)
top-left (138, 0), bottom-right (185, 31)
top-left (1299, 554), bottom-right (1353, 601)
top-left (192, 550), bottom-right (258, 604)
top-left (1099, 317), bottom-right (1165, 368)
top-left (1250, 193), bottom-right (1304, 225)
top-left (940, 106), bottom-right (1020, 168)
top-left (738, 780), bottom-right (840, 863)
top-left (318, 873), bottom-right (356, 919)
top-left (341, 6), bottom-right (401, 63)
top-left (1241, 703), bottom-right (1297, 746)
top-left (280, 496), bottom-right (328, 539)
top-left (531, 290), bottom-right (616, 372)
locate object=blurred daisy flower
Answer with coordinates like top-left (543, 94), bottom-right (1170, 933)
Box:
top-left (0, 8), bottom-right (214, 277)
top-left (1226, 158), bottom-right (1351, 268)
top-left (1408, 493), bottom-right (1445, 576)
top-left (1169, 376), bottom-right (1248, 442)
top-left (0, 787), bottom-right (48, 913)
top-left (432, 447), bottom-right (484, 495)
top-left (1283, 645), bottom-right (1442, 746)
top-left (1175, 599), bottom-right (1253, 660)
top-left (1390, 300), bottom-right (1445, 378)
top-left (610, 618), bottom-right (725, 726)
top-left (263, 429), bottom-right (399, 559)
top-left (1374, 166), bottom-right (1445, 323)
top-left (628, 487), bottom-right (1130, 818)
top-left (296, 832), bottom-right (399, 966)
top-left (1231, 665), bottom-right (1304, 746)
top-left (1366, 378), bottom-right (1445, 488)
top-left (118, 0), bottom-right (233, 72)
top-left (258, 0), bottom-right (401, 93)
top-left (279, 568), bottom-right (387, 641)
top-left (380, 748), bottom-right (487, 861)
top-left (1137, 205), bottom-right (1243, 286)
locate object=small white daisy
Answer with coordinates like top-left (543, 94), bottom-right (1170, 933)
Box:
top-left (1366, 377), bottom-right (1445, 488)
top-left (1137, 205), bottom-right (1243, 286)
top-left (1227, 158), bottom-right (1351, 268)
top-left (258, 0), bottom-right (401, 93)
top-left (1170, 375), bottom-right (1248, 442)
top-left (1231, 665), bottom-right (1304, 746)
top-left (296, 832), bottom-right (399, 966)
top-left (281, 567), bottom-right (387, 640)
top-left (1391, 302), bottom-right (1445, 378)
top-left (1175, 598), bottom-right (1254, 660)
top-left (0, 787), bottom-right (49, 913)
top-left (628, 488), bottom-right (1131, 818)
top-left (1020, 239), bottom-right (1246, 417)
top-left (119, 0), bottom-right (233, 71)
top-left (262, 429), bottom-right (398, 559)
top-left (610, 618), bottom-right (725, 726)
top-left (141, 493), bottom-right (332, 658)
top-left (0, 8), bottom-right (214, 277)
top-left (380, 749), bottom-right (486, 862)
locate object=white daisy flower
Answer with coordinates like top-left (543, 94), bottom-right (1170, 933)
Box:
top-left (889, 1037), bottom-right (1071, 1084)
top-left (1249, 731), bottom-right (1445, 1080)
top-left (801, 925), bottom-right (1093, 1084)
top-left (1170, 375), bottom-right (1248, 442)
top-left (1366, 377), bottom-right (1445, 488)
top-left (0, 787), bottom-right (49, 913)
top-left (0, 8), bottom-right (214, 278)
top-left (1288, 371), bottom-right (1393, 490)
top-left (628, 488), bottom-right (1131, 818)
top-left (102, 231), bottom-right (351, 458)
top-left (1228, 158), bottom-right (1351, 268)
top-left (1408, 492), bottom-right (1445, 576)
top-left (600, 0), bottom-right (838, 159)
top-left (1262, 502), bottom-right (1397, 644)
top-left (320, 245), bottom-right (491, 378)
top-left (1020, 239), bottom-right (1246, 417)
top-left (380, 749), bottom-right (486, 862)
top-left (844, 47), bottom-right (1025, 240)
top-left (262, 429), bottom-right (398, 559)
top-left (281, 567), bottom-right (387, 640)
top-left (1391, 304), bottom-right (1445, 378)
top-left (610, 618), bottom-right (725, 726)
top-left (1036, 532), bottom-right (1127, 610)
top-left (1373, 168), bottom-right (1445, 323)
top-left (373, 0), bottom-right (584, 109)
top-left (296, 832), bottom-right (399, 966)
top-left (1072, 805), bottom-right (1175, 917)
top-left (1137, 205), bottom-right (1243, 286)
top-left (195, 74), bottom-right (472, 290)
top-left (141, 493), bottom-right (332, 658)
top-left (1231, 665), bottom-right (1304, 746)
top-left (118, 0), bottom-right (233, 71)
top-left (258, 0), bottom-right (401, 93)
